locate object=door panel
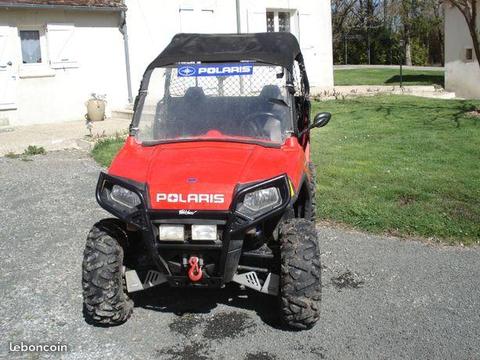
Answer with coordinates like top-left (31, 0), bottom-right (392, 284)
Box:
top-left (298, 13), bottom-right (314, 50)
top-left (0, 26), bottom-right (17, 110)
top-left (247, 11), bottom-right (267, 33)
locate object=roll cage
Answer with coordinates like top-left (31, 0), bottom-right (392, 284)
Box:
top-left (129, 33), bottom-right (311, 141)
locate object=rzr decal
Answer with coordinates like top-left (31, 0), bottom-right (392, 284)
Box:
top-left (156, 193), bottom-right (225, 204)
top-left (179, 210), bottom-right (197, 215)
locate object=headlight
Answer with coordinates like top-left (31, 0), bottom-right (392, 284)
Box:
top-left (236, 187), bottom-right (282, 219)
top-left (159, 225), bottom-right (185, 241)
top-left (191, 225), bottom-right (217, 241)
top-left (110, 185), bottom-right (141, 208)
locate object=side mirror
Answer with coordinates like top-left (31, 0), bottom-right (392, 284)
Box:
top-left (312, 112), bottom-right (331, 128)
top-left (299, 112), bottom-right (331, 137)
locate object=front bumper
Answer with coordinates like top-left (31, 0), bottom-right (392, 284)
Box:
top-left (96, 172), bottom-right (291, 287)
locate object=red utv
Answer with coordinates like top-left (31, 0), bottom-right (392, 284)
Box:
top-left (82, 33), bottom-right (331, 329)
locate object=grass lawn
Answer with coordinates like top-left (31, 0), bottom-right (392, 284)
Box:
top-left (91, 137), bottom-right (126, 167)
top-left (92, 95), bottom-right (480, 244)
top-left (311, 95), bottom-right (480, 244)
top-left (334, 68), bottom-right (445, 87)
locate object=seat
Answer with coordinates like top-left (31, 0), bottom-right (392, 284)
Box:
top-left (259, 85), bottom-right (286, 142)
top-left (177, 87), bottom-right (208, 136)
top-left (259, 85), bottom-right (282, 100)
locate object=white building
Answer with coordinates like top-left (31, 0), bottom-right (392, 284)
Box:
top-left (444, 1), bottom-right (480, 99)
top-left (0, 0), bottom-right (333, 127)
top-left (125, 0), bottom-right (334, 98)
top-left (0, 0), bottom-right (129, 126)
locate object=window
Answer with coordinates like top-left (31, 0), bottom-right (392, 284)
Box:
top-left (265, 10), bottom-right (293, 33)
top-left (278, 12), bottom-right (290, 32)
top-left (466, 48), bottom-right (473, 62)
top-left (266, 12), bottom-right (274, 32)
top-left (18, 27), bottom-right (56, 78)
top-left (20, 30), bottom-right (41, 64)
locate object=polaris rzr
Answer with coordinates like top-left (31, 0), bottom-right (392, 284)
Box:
top-left (82, 33), bottom-right (331, 329)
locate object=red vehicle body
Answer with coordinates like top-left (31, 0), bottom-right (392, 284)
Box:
top-left (109, 136), bottom-right (308, 211)
top-left (83, 33), bottom-right (330, 330)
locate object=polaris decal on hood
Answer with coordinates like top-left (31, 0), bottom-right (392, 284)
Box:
top-left (156, 193), bottom-right (225, 204)
top-left (177, 63), bottom-right (254, 77)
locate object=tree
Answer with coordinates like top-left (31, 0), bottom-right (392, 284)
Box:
top-left (330, 0), bottom-right (445, 66)
top-left (446, 0), bottom-right (480, 70)
top-left (331, 0), bottom-right (358, 63)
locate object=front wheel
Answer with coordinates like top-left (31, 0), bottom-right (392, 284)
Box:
top-left (278, 218), bottom-right (322, 329)
top-left (82, 219), bottom-right (133, 325)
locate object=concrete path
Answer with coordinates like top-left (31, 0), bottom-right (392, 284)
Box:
top-left (0, 150), bottom-right (479, 360)
top-left (0, 118), bottom-right (130, 156)
top-left (315, 85), bottom-right (456, 101)
top-left (334, 65), bottom-right (445, 71)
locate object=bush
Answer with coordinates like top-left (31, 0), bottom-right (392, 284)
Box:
top-left (411, 39), bottom-right (429, 66)
top-left (23, 145), bottom-right (46, 156)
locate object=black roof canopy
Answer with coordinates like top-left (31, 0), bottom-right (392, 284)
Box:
top-left (148, 32), bottom-right (303, 72)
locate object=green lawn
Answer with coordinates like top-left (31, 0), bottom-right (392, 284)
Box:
top-left (91, 137), bottom-right (125, 167)
top-left (334, 68), bottom-right (445, 87)
top-left (92, 95), bottom-right (480, 244)
top-left (311, 95), bottom-right (480, 244)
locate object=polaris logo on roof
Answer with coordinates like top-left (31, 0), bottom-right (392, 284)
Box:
top-left (156, 193), bottom-right (225, 204)
top-left (177, 63), bottom-right (253, 77)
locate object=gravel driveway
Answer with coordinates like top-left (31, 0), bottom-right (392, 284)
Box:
top-left (1, 150), bottom-right (479, 359)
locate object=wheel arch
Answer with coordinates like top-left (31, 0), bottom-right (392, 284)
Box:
top-left (292, 173), bottom-right (313, 219)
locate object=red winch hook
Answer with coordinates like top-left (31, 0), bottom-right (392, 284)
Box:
top-left (188, 256), bottom-right (203, 282)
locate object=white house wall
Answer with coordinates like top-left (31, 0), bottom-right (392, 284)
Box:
top-left (239, 0), bottom-right (334, 91)
top-left (125, 0), bottom-right (238, 96)
top-left (125, 0), bottom-right (333, 97)
top-left (0, 9), bottom-right (128, 126)
top-left (444, 4), bottom-right (480, 99)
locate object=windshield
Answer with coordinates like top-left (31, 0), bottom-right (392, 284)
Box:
top-left (134, 63), bottom-right (293, 146)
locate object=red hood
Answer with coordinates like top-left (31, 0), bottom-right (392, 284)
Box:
top-left (108, 137), bottom-right (305, 210)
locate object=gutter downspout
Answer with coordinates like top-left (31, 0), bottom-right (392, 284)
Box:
top-left (120, 9), bottom-right (133, 104)
top-left (235, 0), bottom-right (241, 33)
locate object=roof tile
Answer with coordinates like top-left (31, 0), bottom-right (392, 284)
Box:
top-left (0, 0), bottom-right (124, 8)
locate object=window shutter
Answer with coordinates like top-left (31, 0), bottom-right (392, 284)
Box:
top-left (0, 26), bottom-right (10, 69)
top-left (247, 11), bottom-right (267, 33)
top-left (179, 8), bottom-right (216, 33)
top-left (46, 24), bottom-right (78, 69)
top-left (179, 8), bottom-right (196, 33)
top-left (298, 13), bottom-right (314, 50)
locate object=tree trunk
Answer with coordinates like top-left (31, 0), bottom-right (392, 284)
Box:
top-left (438, 29), bottom-right (445, 66)
top-left (467, 1), bottom-right (480, 71)
top-left (403, 4), bottom-right (413, 66)
top-left (467, 23), bottom-right (480, 71)
top-left (405, 37), bottom-right (413, 66)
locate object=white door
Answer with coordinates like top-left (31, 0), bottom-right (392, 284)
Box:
top-left (247, 10), bottom-right (267, 33)
top-left (0, 26), bottom-right (17, 110)
top-left (298, 13), bottom-right (314, 50)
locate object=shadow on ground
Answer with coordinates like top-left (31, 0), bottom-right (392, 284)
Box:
top-left (385, 74), bottom-right (444, 87)
top-left (132, 283), bottom-right (286, 329)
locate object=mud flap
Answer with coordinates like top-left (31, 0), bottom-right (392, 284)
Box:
top-left (222, 239), bottom-right (243, 283)
top-left (232, 271), bottom-right (279, 295)
top-left (125, 270), bottom-right (167, 292)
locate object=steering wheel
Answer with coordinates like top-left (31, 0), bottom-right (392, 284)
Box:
top-left (241, 112), bottom-right (276, 138)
